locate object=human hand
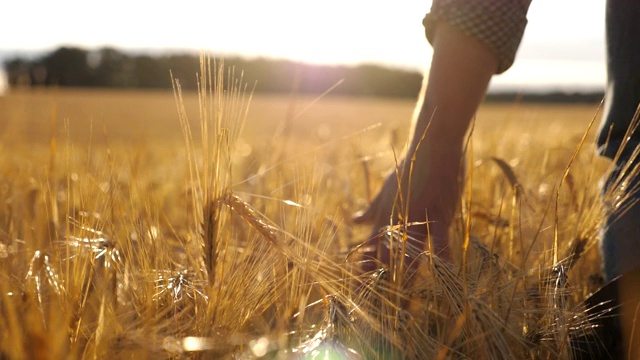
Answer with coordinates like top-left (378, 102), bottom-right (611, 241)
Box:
top-left (352, 159), bottom-right (445, 274)
top-left (352, 147), bottom-right (457, 274)
top-left (352, 163), bottom-right (402, 273)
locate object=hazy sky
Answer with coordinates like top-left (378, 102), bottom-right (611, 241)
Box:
top-left (1, 0), bottom-right (606, 91)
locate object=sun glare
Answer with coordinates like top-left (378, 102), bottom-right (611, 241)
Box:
top-left (202, 0), bottom-right (429, 67)
top-left (0, 0), bottom-right (605, 88)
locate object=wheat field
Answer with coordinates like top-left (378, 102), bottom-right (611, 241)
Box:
top-left (0, 60), bottom-right (616, 359)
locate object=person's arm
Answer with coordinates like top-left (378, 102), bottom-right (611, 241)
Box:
top-left (354, 21), bottom-right (497, 270)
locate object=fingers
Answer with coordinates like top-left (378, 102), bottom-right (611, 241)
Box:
top-left (357, 232), bottom-right (389, 273)
top-left (352, 207), bottom-right (374, 224)
top-left (352, 186), bottom-right (385, 224)
top-left (353, 176), bottom-right (397, 225)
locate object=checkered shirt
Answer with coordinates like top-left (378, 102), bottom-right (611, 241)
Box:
top-left (424, 0), bottom-right (532, 74)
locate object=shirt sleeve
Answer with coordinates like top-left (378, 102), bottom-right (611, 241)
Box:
top-left (423, 0), bottom-right (532, 74)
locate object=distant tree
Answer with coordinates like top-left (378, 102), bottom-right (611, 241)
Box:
top-left (89, 47), bottom-right (134, 87)
top-left (41, 47), bottom-right (92, 86)
top-left (4, 58), bottom-right (32, 86)
top-left (299, 63), bottom-right (347, 95)
top-left (343, 64), bottom-right (422, 97)
top-left (133, 55), bottom-right (170, 88)
top-left (165, 54), bottom-right (200, 89)
top-left (2, 46), bottom-right (425, 98)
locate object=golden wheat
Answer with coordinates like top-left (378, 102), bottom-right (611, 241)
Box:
top-left (0, 56), bottom-right (620, 359)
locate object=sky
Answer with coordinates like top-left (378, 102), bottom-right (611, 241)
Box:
top-left (0, 1), bottom-right (606, 93)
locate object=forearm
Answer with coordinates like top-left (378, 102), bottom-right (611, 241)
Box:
top-left (357, 1), bottom-right (529, 269)
top-left (400, 22), bottom-right (497, 259)
top-left (410, 22), bottom-right (496, 155)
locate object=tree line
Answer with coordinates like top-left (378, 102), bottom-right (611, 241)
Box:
top-left (3, 46), bottom-right (605, 102)
top-left (3, 46), bottom-right (424, 98)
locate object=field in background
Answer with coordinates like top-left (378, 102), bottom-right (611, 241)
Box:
top-left (0, 88), bottom-right (601, 145)
top-left (0, 86), bottom-right (613, 358)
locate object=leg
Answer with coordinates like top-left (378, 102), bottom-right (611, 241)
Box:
top-left (596, 2), bottom-right (640, 358)
top-left (597, 0), bottom-right (640, 281)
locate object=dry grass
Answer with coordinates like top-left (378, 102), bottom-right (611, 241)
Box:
top-left (0, 58), bottom-right (619, 359)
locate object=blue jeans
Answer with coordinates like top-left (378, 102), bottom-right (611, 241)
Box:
top-left (596, 0), bottom-right (640, 281)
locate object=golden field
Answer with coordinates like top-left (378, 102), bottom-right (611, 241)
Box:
top-left (0, 64), bottom-right (616, 359)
